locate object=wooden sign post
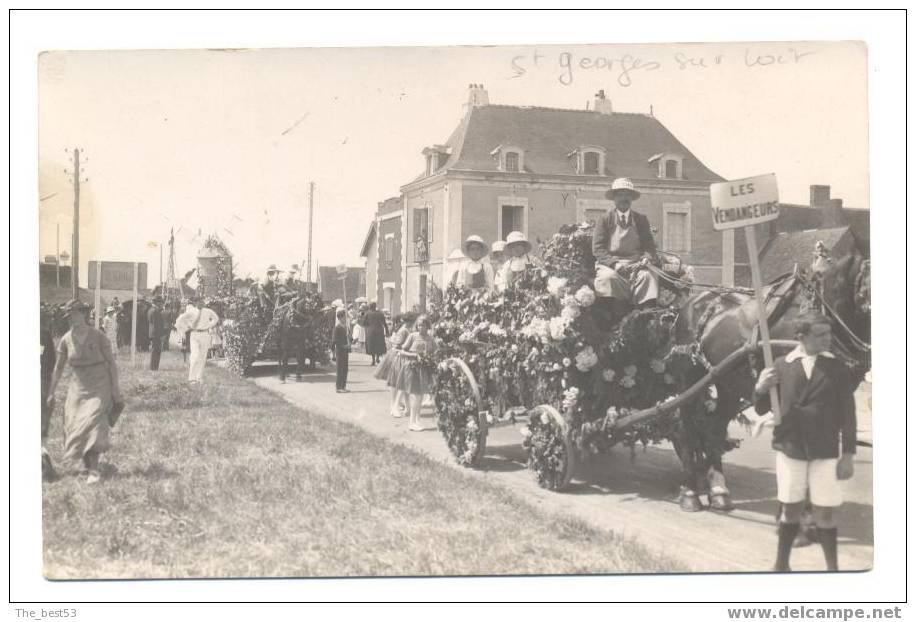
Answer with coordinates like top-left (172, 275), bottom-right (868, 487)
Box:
top-left (710, 173), bottom-right (782, 423)
top-left (131, 262), bottom-right (139, 366)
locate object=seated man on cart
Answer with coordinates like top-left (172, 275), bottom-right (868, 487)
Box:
top-left (592, 177), bottom-right (660, 322)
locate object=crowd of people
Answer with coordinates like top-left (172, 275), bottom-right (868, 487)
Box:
top-left (38, 177), bottom-right (857, 572)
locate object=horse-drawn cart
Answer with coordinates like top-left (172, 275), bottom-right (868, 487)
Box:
top-left (429, 223), bottom-right (870, 508)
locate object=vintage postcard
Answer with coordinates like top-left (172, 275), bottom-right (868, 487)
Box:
top-left (37, 40), bottom-right (871, 581)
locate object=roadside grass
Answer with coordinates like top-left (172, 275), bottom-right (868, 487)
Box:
top-left (42, 349), bottom-right (684, 579)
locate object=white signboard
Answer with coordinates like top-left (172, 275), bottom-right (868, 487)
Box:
top-left (710, 173), bottom-right (779, 230)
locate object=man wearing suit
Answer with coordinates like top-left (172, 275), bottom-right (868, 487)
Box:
top-left (147, 295), bottom-right (164, 371)
top-left (755, 311), bottom-right (857, 572)
top-left (592, 178), bottom-right (659, 317)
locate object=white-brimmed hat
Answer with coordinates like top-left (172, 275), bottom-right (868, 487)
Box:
top-left (266, 264), bottom-right (280, 274)
top-left (491, 240), bottom-right (506, 254)
top-left (606, 177), bottom-right (641, 200)
top-left (462, 235), bottom-right (488, 255)
top-left (505, 231), bottom-right (532, 254)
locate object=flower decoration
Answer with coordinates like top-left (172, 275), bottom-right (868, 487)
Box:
top-left (574, 285), bottom-right (596, 307)
top-left (547, 276), bottom-right (568, 297)
top-left (575, 346), bottom-right (598, 372)
top-left (602, 368), bottom-right (616, 383)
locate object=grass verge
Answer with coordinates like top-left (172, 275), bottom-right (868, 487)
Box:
top-left (42, 349), bottom-right (684, 578)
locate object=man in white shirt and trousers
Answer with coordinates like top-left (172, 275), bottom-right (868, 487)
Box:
top-left (175, 299), bottom-right (220, 383)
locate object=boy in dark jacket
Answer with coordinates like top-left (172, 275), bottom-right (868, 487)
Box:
top-left (755, 311), bottom-right (857, 572)
top-left (332, 309), bottom-right (351, 393)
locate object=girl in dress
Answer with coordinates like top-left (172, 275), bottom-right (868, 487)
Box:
top-left (374, 313), bottom-right (415, 417)
top-left (395, 315), bottom-right (439, 431)
top-left (46, 300), bottom-right (124, 483)
top-left (450, 235), bottom-right (495, 291)
top-left (496, 231), bottom-right (538, 291)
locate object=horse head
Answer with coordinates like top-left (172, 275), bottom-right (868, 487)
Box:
top-left (810, 246), bottom-right (871, 346)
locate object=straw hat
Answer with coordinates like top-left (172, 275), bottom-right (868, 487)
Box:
top-left (462, 234), bottom-right (488, 256)
top-left (605, 177), bottom-right (641, 200)
top-left (491, 240), bottom-right (506, 255)
top-left (504, 231), bottom-right (532, 254)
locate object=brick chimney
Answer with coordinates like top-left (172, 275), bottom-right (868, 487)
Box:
top-left (809, 184), bottom-right (831, 208)
top-left (823, 198), bottom-right (845, 228)
top-left (465, 83), bottom-right (489, 110)
top-left (593, 89), bottom-right (613, 115)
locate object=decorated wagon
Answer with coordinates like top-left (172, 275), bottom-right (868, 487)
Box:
top-left (427, 223), bottom-right (871, 509)
top-left (219, 289), bottom-right (334, 377)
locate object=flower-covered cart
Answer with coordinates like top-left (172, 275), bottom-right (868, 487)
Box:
top-left (429, 223), bottom-right (798, 492)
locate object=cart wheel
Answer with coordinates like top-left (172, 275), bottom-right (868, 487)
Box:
top-left (527, 404), bottom-right (577, 492)
top-left (436, 357), bottom-right (488, 467)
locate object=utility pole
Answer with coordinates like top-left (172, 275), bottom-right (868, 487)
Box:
top-left (56, 223), bottom-right (61, 287)
top-left (70, 148), bottom-right (81, 300)
top-left (306, 181), bottom-right (315, 292)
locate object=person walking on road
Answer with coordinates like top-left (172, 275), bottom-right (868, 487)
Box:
top-left (174, 298), bottom-right (220, 383)
top-left (363, 302), bottom-right (389, 365)
top-left (375, 312), bottom-right (414, 417)
top-left (45, 300), bottom-right (124, 484)
top-left (394, 315), bottom-right (438, 431)
top-left (332, 308), bottom-right (351, 393)
top-left (754, 311), bottom-right (857, 572)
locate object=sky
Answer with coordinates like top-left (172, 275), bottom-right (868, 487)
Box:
top-left (37, 41), bottom-right (868, 286)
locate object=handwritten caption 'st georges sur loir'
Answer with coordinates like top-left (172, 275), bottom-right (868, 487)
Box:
top-left (509, 47), bottom-right (816, 87)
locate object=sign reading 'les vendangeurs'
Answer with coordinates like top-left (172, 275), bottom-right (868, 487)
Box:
top-left (710, 173), bottom-right (780, 230)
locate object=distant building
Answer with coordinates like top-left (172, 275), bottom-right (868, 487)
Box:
top-left (317, 265), bottom-right (366, 305)
top-left (742, 184), bottom-right (870, 286)
top-left (360, 196), bottom-right (403, 313)
top-left (364, 85), bottom-right (731, 312)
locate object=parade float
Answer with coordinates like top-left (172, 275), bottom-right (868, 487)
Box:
top-left (426, 222), bottom-right (871, 504)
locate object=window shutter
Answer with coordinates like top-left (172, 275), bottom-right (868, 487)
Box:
top-left (428, 206), bottom-right (434, 243)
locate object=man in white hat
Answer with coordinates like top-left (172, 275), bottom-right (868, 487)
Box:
top-left (261, 264), bottom-right (281, 310)
top-left (450, 235), bottom-right (495, 290)
top-left (496, 231), bottom-right (537, 291)
top-left (592, 178), bottom-right (659, 315)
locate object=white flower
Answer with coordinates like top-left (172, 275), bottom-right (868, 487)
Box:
top-left (561, 294), bottom-right (579, 309)
top-left (620, 375), bottom-right (636, 388)
top-left (552, 363), bottom-right (562, 372)
top-left (683, 266), bottom-right (696, 282)
top-left (561, 305), bottom-right (581, 321)
top-left (562, 386), bottom-right (579, 411)
top-left (650, 359), bottom-right (666, 374)
top-left (562, 357), bottom-right (572, 367)
top-left (664, 373), bottom-right (676, 385)
top-left (574, 285), bottom-right (596, 307)
top-left (489, 324), bottom-right (506, 337)
top-left (467, 418), bottom-right (479, 432)
top-left (547, 276), bottom-right (568, 297)
top-left (575, 346), bottom-right (598, 372)
top-left (602, 368), bottom-right (616, 382)
top-left (708, 385), bottom-right (718, 400)
top-left (549, 316), bottom-right (570, 341)
top-left (476, 321), bottom-right (490, 333)
top-left (624, 364), bottom-right (638, 377)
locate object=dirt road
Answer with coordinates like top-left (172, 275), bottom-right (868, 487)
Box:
top-left (250, 353), bottom-right (873, 573)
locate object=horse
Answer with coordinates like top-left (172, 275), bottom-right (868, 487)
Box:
top-left (668, 245), bottom-right (871, 511)
top-left (277, 297), bottom-right (308, 382)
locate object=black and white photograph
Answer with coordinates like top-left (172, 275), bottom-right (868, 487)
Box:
top-left (10, 8), bottom-right (909, 611)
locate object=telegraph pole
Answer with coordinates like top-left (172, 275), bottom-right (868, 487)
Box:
top-left (70, 148), bottom-right (82, 300)
top-left (306, 181), bottom-right (315, 292)
top-left (56, 223), bottom-right (61, 287)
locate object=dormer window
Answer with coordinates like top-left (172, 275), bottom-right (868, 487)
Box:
top-left (422, 145), bottom-right (452, 177)
top-left (571, 146), bottom-right (606, 175)
top-left (650, 152), bottom-right (685, 179)
top-left (490, 145), bottom-right (525, 173)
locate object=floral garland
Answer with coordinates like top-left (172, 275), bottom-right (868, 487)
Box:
top-left (430, 223), bottom-right (717, 488)
top-left (219, 290), bottom-right (332, 376)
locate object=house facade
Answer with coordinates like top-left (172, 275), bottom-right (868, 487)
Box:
top-left (365, 86), bottom-right (873, 312)
top-left (386, 86), bottom-right (728, 311)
